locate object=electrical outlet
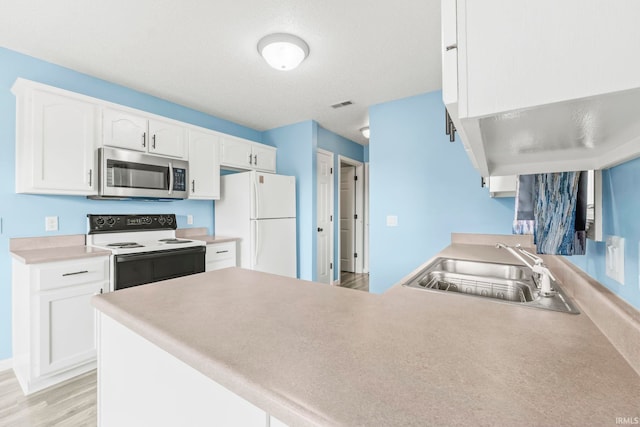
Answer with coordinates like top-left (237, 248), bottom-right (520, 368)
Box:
top-left (605, 235), bottom-right (624, 284)
top-left (187, 214), bottom-right (193, 225)
top-left (45, 216), bottom-right (58, 232)
top-left (386, 215), bottom-right (398, 227)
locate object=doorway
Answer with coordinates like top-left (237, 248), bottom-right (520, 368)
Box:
top-left (338, 156), bottom-right (364, 277)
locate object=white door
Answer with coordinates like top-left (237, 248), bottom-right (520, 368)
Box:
top-left (102, 108), bottom-right (148, 152)
top-left (251, 172), bottom-right (296, 219)
top-left (37, 282), bottom-right (101, 376)
top-left (188, 130), bottom-right (220, 200)
top-left (252, 144), bottom-right (277, 173)
top-left (340, 165), bottom-right (356, 273)
top-left (148, 119), bottom-right (186, 158)
top-left (32, 90), bottom-right (98, 194)
top-left (316, 151), bottom-right (333, 284)
top-left (251, 218), bottom-right (297, 278)
top-left (220, 136), bottom-right (253, 169)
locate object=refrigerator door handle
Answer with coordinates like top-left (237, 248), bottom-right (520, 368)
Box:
top-left (253, 221), bottom-right (259, 267)
top-left (253, 178), bottom-right (259, 219)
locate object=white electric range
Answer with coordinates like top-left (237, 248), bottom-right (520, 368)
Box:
top-left (86, 214), bottom-right (206, 291)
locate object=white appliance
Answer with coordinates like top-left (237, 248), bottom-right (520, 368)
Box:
top-left (215, 171), bottom-right (297, 278)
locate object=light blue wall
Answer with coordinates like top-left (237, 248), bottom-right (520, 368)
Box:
top-left (569, 159), bottom-right (640, 310)
top-left (368, 92), bottom-right (515, 294)
top-left (364, 145), bottom-right (370, 162)
top-left (0, 48), bottom-right (262, 360)
top-left (317, 127), bottom-right (365, 280)
top-left (262, 121), bottom-right (318, 281)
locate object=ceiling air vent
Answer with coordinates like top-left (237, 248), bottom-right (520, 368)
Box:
top-left (331, 100), bottom-right (353, 109)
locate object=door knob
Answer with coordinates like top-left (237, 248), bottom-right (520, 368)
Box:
top-left (317, 227), bottom-right (323, 232)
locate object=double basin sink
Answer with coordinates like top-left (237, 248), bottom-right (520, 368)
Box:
top-left (402, 258), bottom-right (579, 314)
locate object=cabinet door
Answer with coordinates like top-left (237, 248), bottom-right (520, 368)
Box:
top-left (188, 130), bottom-right (220, 200)
top-left (441, 0), bottom-right (458, 105)
top-left (37, 282), bottom-right (103, 376)
top-left (149, 119), bottom-right (187, 158)
top-left (30, 90), bottom-right (98, 195)
top-left (103, 108), bottom-right (148, 152)
top-left (252, 144), bottom-right (277, 173)
top-left (220, 136), bottom-right (253, 169)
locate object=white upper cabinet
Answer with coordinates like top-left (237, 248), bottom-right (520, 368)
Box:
top-left (442, 0), bottom-right (640, 176)
top-left (102, 108), bottom-right (148, 152)
top-left (188, 129), bottom-right (220, 200)
top-left (13, 83), bottom-right (98, 196)
top-left (251, 143), bottom-right (277, 172)
top-left (148, 119), bottom-right (187, 158)
top-left (220, 136), bottom-right (276, 173)
top-left (103, 108), bottom-right (187, 159)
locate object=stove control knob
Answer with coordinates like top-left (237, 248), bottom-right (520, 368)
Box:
top-left (166, 216), bottom-right (174, 224)
top-left (106, 217), bottom-right (116, 226)
top-left (95, 217), bottom-right (105, 226)
top-left (158, 216), bottom-right (166, 225)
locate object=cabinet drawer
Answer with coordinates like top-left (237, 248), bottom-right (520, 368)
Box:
top-left (206, 242), bottom-right (236, 263)
top-left (35, 257), bottom-right (109, 291)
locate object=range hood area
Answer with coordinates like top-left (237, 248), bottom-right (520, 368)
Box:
top-left (442, 0), bottom-right (640, 177)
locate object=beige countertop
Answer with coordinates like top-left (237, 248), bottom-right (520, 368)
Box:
top-left (175, 227), bottom-right (239, 244)
top-left (10, 234), bottom-right (110, 264)
top-left (92, 240), bottom-right (640, 426)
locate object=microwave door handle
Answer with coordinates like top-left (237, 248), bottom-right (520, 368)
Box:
top-left (168, 162), bottom-right (174, 195)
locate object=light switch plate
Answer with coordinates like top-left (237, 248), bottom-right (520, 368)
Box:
top-left (605, 235), bottom-right (624, 284)
top-left (45, 216), bottom-right (58, 232)
top-left (187, 214), bottom-right (193, 225)
top-left (386, 215), bottom-right (398, 227)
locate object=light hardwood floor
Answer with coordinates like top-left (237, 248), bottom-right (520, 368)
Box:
top-left (338, 272), bottom-right (369, 292)
top-left (0, 369), bottom-right (96, 427)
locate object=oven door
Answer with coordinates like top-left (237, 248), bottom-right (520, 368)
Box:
top-left (113, 246), bottom-right (205, 290)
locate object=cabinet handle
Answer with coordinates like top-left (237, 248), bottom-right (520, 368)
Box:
top-left (317, 227), bottom-right (323, 232)
top-left (88, 169), bottom-right (93, 186)
top-left (216, 250), bottom-right (229, 254)
top-left (248, 153), bottom-right (253, 165)
top-left (62, 270), bottom-right (89, 277)
top-left (142, 132), bottom-right (146, 148)
top-left (254, 154), bottom-right (257, 166)
top-left (445, 44), bottom-right (457, 51)
top-left (152, 134), bottom-right (156, 149)
top-left (191, 179), bottom-right (195, 193)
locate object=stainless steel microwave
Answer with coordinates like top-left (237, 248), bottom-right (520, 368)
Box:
top-left (93, 147), bottom-right (188, 199)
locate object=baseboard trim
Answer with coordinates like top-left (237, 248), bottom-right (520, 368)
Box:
top-left (0, 358), bottom-right (13, 372)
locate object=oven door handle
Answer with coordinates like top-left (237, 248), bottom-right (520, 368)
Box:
top-left (168, 162), bottom-right (174, 196)
top-left (115, 246), bottom-right (205, 262)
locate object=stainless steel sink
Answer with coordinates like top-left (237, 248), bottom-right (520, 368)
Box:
top-left (403, 258), bottom-right (580, 314)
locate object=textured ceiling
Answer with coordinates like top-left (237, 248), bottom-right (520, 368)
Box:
top-left (0, 0), bottom-right (442, 145)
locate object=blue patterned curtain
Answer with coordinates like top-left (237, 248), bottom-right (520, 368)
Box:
top-left (513, 172), bottom-right (585, 255)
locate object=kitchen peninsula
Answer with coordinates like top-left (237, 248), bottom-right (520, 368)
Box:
top-left (92, 237), bottom-right (640, 426)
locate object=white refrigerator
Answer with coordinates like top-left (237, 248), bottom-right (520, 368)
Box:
top-left (215, 171), bottom-right (297, 278)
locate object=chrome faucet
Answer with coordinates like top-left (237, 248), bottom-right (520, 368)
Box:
top-left (496, 243), bottom-right (556, 296)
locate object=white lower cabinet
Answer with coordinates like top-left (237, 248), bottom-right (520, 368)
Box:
top-left (206, 241), bottom-right (237, 272)
top-left (12, 256), bottom-right (109, 395)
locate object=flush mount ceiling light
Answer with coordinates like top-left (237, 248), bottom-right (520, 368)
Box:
top-left (360, 126), bottom-right (370, 139)
top-left (258, 33), bottom-right (309, 71)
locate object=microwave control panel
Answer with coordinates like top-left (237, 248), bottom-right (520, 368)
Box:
top-left (173, 168), bottom-right (186, 191)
